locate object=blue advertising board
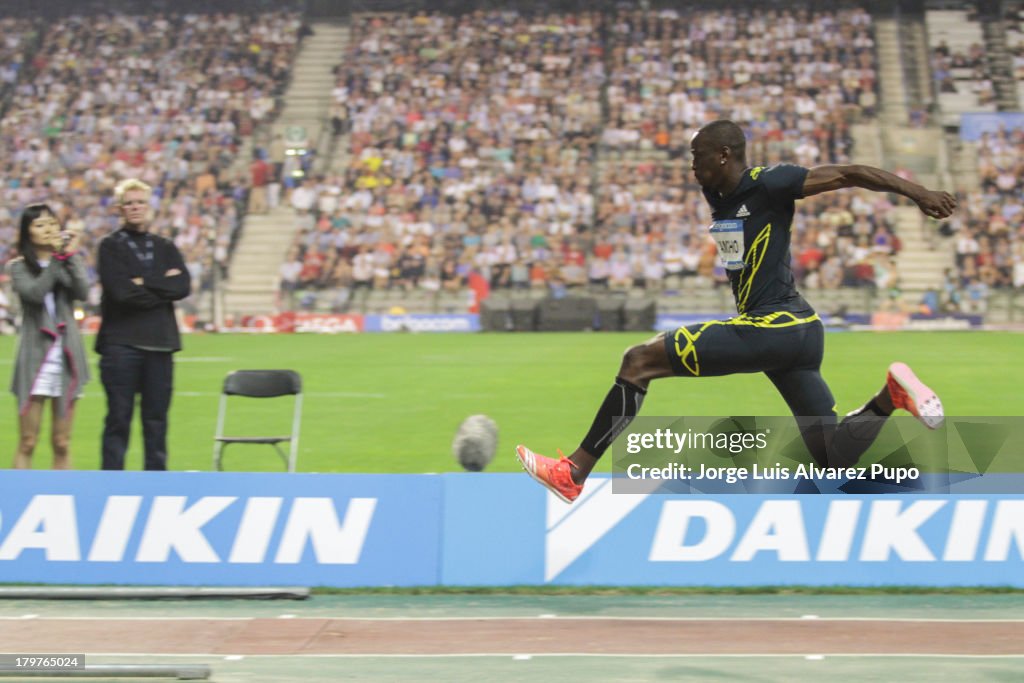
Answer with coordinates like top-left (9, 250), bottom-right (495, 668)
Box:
top-left (1, 472), bottom-right (1021, 587)
top-left (363, 314), bottom-right (480, 333)
top-left (0, 472), bottom-right (442, 586)
top-left (959, 112), bottom-right (1024, 141)
top-left (442, 476), bottom-right (1024, 587)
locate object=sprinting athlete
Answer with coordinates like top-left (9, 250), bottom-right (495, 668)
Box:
top-left (516, 119), bottom-right (956, 503)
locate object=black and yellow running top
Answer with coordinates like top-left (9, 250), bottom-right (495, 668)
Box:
top-left (703, 164), bottom-right (815, 318)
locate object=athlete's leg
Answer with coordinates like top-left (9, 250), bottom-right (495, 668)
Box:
top-left (763, 319), bottom-right (855, 467)
top-left (773, 364), bottom-right (946, 467)
top-left (767, 320), bottom-right (935, 467)
top-left (829, 389), bottom-right (892, 467)
top-left (569, 319), bottom-right (797, 480)
top-left (515, 331), bottom-right (677, 501)
top-left (770, 367), bottom-right (902, 469)
top-left (538, 317), bottom-right (782, 484)
top-left (765, 367), bottom-right (837, 467)
top-left (516, 317), bottom-right (806, 502)
top-left (824, 363), bottom-right (944, 466)
top-left (568, 332), bottom-right (677, 481)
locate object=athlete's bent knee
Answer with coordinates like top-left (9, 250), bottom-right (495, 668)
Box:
top-left (618, 335), bottom-right (670, 384)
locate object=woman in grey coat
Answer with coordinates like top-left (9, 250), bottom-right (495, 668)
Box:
top-left (7, 203), bottom-right (90, 469)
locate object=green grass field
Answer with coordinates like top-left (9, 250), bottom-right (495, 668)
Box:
top-left (1, 331), bottom-right (1021, 473)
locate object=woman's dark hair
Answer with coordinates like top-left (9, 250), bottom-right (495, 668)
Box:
top-left (16, 203), bottom-right (59, 276)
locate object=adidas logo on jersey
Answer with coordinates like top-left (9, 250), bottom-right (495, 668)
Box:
top-left (736, 204), bottom-right (750, 218)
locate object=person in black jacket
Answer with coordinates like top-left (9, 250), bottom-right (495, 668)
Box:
top-left (96, 179), bottom-right (191, 470)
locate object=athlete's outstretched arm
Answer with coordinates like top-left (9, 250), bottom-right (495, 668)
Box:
top-left (802, 164), bottom-right (957, 220)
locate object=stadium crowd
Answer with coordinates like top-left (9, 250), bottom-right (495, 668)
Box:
top-left (0, 9), bottom-right (304, 314)
top-left (943, 127), bottom-right (1024, 312)
top-left (280, 6), bottom-right (903, 308)
top-left (1015, 9), bottom-right (1024, 81)
top-left (931, 37), bottom-right (998, 107)
top-left (0, 18), bottom-right (39, 104)
top-left (1, 3), bottom-right (1018, 322)
top-left (600, 6), bottom-right (874, 161)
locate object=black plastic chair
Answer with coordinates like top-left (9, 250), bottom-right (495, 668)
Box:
top-left (213, 370), bottom-right (302, 473)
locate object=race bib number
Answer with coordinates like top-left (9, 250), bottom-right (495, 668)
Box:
top-left (710, 220), bottom-right (745, 271)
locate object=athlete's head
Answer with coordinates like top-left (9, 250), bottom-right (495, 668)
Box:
top-left (690, 120), bottom-right (747, 192)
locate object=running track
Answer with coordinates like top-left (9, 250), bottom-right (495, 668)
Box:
top-left (2, 616), bottom-right (1022, 656)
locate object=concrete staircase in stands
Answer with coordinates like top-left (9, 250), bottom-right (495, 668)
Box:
top-left (223, 21), bottom-right (349, 318)
top-left (873, 14), bottom-right (952, 306)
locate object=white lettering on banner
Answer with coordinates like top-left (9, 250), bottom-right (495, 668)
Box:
top-left (860, 500), bottom-right (945, 561)
top-left (641, 499), bottom-right (1024, 566)
top-left (87, 496), bottom-right (142, 561)
top-left (0, 495), bottom-right (380, 566)
top-left (730, 501), bottom-right (809, 561)
top-left (943, 500), bottom-right (987, 561)
top-left (295, 315), bottom-right (361, 334)
top-left (545, 481), bottom-right (649, 581)
top-left (649, 501), bottom-right (734, 562)
top-left (275, 498), bottom-right (376, 564)
top-left (0, 495), bottom-right (80, 561)
top-left (229, 497), bottom-right (283, 563)
top-left (136, 496), bottom-right (237, 562)
top-left (816, 500), bottom-right (862, 561)
top-left (985, 501), bottom-right (1024, 561)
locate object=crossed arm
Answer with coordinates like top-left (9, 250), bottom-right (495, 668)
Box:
top-left (803, 164), bottom-right (957, 220)
top-left (99, 240), bottom-right (191, 309)
top-left (138, 245), bottom-right (191, 301)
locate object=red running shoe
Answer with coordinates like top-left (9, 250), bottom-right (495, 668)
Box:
top-left (515, 444), bottom-right (583, 503)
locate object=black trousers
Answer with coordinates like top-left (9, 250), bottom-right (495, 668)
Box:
top-left (100, 345), bottom-right (173, 470)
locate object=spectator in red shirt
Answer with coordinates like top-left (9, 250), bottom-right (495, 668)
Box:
top-left (299, 249), bottom-right (325, 288)
top-left (250, 154), bottom-right (270, 214)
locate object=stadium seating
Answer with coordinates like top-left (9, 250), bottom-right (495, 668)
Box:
top-left (927, 6), bottom-right (999, 126)
top-left (602, 6), bottom-right (875, 163)
top-left (951, 127), bottom-right (1023, 297)
top-left (0, 10), bottom-right (303, 315)
top-left (280, 6), bottom-right (896, 314)
top-left (1008, 3), bottom-right (1024, 103)
top-left (1, 3), bottom-right (1017, 322)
